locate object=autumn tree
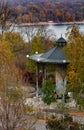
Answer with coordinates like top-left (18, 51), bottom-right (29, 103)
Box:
top-left (65, 24), bottom-right (84, 109)
top-left (0, 37), bottom-right (17, 86)
top-left (0, 40), bottom-right (36, 130)
top-left (65, 12), bottom-right (72, 22)
top-left (27, 31), bottom-right (43, 71)
top-left (38, 26), bottom-right (56, 52)
top-left (0, 0), bottom-right (16, 35)
top-left (20, 25), bottom-right (37, 44)
top-left (3, 31), bottom-right (29, 71)
top-left (1, 0), bottom-right (83, 23)
top-left (39, 10), bottom-right (46, 22)
top-left (0, 85), bottom-right (36, 130)
top-left (26, 27), bottom-right (55, 71)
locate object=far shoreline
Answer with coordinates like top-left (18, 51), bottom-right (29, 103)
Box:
top-left (15, 21), bottom-right (84, 27)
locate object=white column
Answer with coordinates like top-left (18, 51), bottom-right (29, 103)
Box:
top-left (36, 63), bottom-right (39, 97)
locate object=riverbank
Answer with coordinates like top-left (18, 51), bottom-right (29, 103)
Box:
top-left (15, 21), bottom-right (84, 27)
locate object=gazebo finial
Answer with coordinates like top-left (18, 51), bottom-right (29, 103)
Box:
top-left (56, 36), bottom-right (67, 47)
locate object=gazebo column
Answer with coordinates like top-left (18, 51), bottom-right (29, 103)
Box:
top-left (62, 65), bottom-right (67, 105)
top-left (56, 65), bottom-right (67, 105)
top-left (36, 62), bottom-right (39, 97)
top-left (42, 64), bottom-right (46, 84)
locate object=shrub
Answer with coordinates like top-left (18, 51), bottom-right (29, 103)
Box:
top-left (41, 80), bottom-right (55, 105)
top-left (46, 114), bottom-right (84, 130)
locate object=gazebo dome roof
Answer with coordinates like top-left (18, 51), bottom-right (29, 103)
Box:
top-left (28, 37), bottom-right (70, 64)
top-left (29, 47), bottom-right (70, 64)
top-left (41, 46), bottom-right (66, 62)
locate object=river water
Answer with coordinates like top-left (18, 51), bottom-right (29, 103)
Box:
top-left (48, 23), bottom-right (84, 38)
top-left (8, 23), bottom-right (84, 42)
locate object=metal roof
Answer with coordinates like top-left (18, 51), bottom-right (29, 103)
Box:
top-left (29, 46), bottom-right (70, 64)
top-left (28, 37), bottom-right (70, 64)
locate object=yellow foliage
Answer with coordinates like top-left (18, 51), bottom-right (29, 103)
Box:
top-left (0, 41), bottom-right (13, 64)
top-left (0, 40), bottom-right (21, 90)
top-left (67, 70), bottom-right (76, 80)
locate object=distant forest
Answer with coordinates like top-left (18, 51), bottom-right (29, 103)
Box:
top-left (0, 0), bottom-right (84, 24)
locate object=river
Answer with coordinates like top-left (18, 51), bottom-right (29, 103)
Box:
top-left (48, 23), bottom-right (84, 38)
top-left (10, 23), bottom-right (84, 42)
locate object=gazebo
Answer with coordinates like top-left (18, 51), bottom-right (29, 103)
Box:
top-left (28, 36), bottom-right (70, 104)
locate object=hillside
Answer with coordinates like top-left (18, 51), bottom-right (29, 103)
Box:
top-left (0, 0), bottom-right (84, 24)
top-left (0, 0), bottom-right (83, 6)
top-left (12, 0), bottom-right (84, 5)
